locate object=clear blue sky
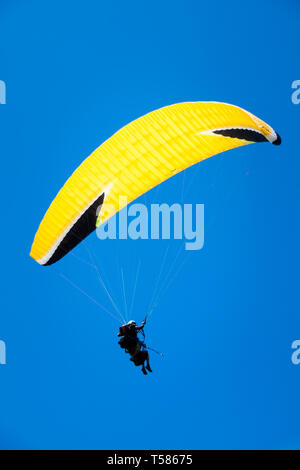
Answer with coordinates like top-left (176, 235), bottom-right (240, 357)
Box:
top-left (0, 0), bottom-right (299, 450)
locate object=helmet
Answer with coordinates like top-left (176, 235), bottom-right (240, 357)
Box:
top-left (127, 320), bottom-right (136, 326)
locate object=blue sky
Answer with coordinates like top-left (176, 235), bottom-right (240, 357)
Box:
top-left (0, 0), bottom-right (300, 450)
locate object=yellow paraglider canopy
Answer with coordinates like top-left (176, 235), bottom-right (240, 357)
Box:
top-left (30, 101), bottom-right (280, 265)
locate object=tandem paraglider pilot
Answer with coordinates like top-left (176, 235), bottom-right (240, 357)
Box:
top-left (118, 320), bottom-right (152, 375)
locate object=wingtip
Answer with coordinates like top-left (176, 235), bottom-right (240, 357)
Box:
top-left (272, 132), bottom-right (281, 146)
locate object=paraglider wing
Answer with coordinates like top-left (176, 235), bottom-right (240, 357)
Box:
top-left (30, 102), bottom-right (281, 266)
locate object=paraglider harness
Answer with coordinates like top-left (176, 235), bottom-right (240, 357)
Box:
top-left (118, 325), bottom-right (138, 351)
